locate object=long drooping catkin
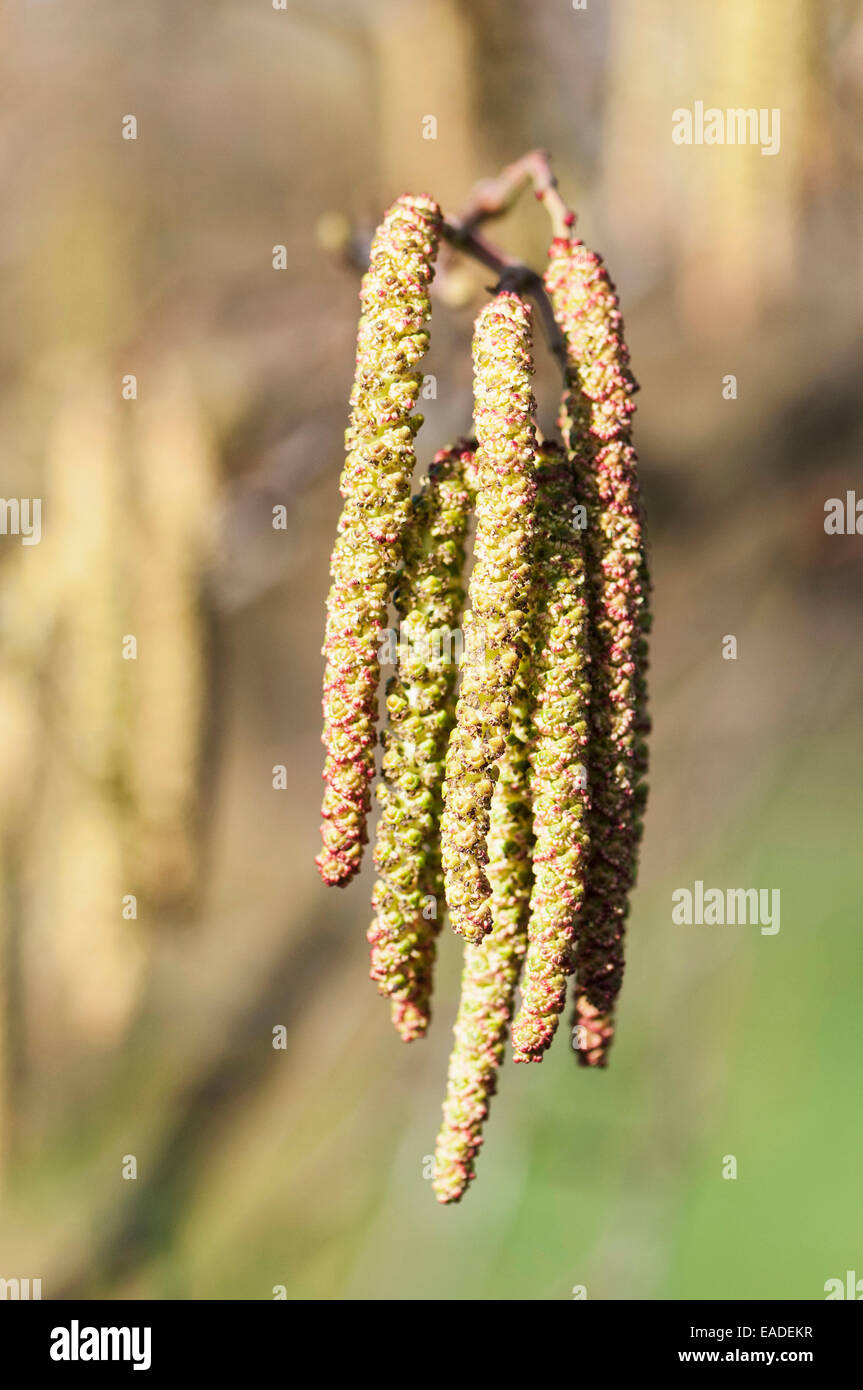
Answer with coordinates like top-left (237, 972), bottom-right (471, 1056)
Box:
top-left (38, 377), bottom-right (145, 1043)
top-left (127, 360), bottom-right (216, 914)
top-left (441, 292), bottom-right (536, 944)
top-left (544, 236), bottom-right (651, 1067)
top-left (318, 194), bottom-right (442, 887)
top-left (368, 441), bottom-right (474, 1042)
top-left (432, 658), bottom-right (533, 1204)
top-left (511, 446), bottom-right (591, 1061)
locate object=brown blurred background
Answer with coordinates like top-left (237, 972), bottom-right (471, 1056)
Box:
top-left (0, 0), bottom-right (861, 1299)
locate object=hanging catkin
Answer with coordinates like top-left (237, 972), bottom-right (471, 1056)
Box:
top-left (34, 374), bottom-right (144, 1044)
top-left (127, 360), bottom-right (216, 914)
top-left (544, 236), bottom-right (651, 1067)
top-left (511, 445), bottom-right (591, 1061)
top-left (441, 291), bottom-right (537, 944)
top-left (316, 162), bottom-right (653, 1201)
top-left (368, 441), bottom-right (474, 1041)
top-left (433, 647), bottom-right (534, 1203)
top-left (318, 194), bottom-right (442, 887)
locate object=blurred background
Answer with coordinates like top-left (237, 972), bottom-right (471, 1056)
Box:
top-left (1, 0), bottom-right (862, 1300)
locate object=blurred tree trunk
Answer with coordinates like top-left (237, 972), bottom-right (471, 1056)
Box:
top-left (367, 0), bottom-right (482, 210)
top-left (602, 0), bottom-right (820, 335)
top-left (456, 0), bottom-right (535, 163)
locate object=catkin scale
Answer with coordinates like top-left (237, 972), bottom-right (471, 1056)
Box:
top-left (544, 236), bottom-right (651, 1067)
top-left (511, 446), bottom-right (591, 1061)
top-left (318, 194), bottom-right (442, 887)
top-left (367, 442), bottom-right (475, 1041)
top-left (440, 292), bottom-right (537, 944)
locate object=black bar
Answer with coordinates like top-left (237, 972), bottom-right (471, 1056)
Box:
top-left (2, 1298), bottom-right (858, 1375)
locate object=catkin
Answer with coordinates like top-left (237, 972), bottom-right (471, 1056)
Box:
top-left (368, 441), bottom-right (474, 1041)
top-left (35, 376), bottom-right (144, 1044)
top-left (432, 655), bottom-right (534, 1204)
top-left (511, 445), bottom-right (591, 1061)
top-left (544, 237), bottom-right (651, 1067)
top-left (441, 292), bottom-right (537, 944)
top-left (318, 194), bottom-right (442, 887)
top-left (127, 360), bottom-right (216, 913)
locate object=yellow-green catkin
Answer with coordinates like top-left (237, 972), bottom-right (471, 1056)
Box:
top-left (127, 360), bottom-right (216, 914)
top-left (511, 445), bottom-right (591, 1061)
top-left (318, 194), bottom-right (442, 887)
top-left (368, 441), bottom-right (475, 1042)
top-left (32, 375), bottom-right (145, 1044)
top-left (441, 292), bottom-right (537, 944)
top-left (432, 653), bottom-right (534, 1203)
top-left (544, 237), bottom-right (651, 1067)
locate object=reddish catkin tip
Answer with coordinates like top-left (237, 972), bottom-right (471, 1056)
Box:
top-left (440, 292), bottom-right (537, 944)
top-left (317, 194), bottom-right (442, 887)
top-left (544, 237), bottom-right (651, 1068)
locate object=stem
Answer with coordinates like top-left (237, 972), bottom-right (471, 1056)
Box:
top-left (455, 148), bottom-right (576, 243)
top-left (442, 149), bottom-right (575, 375)
top-left (440, 220), bottom-right (568, 373)
top-left (323, 150), bottom-right (577, 375)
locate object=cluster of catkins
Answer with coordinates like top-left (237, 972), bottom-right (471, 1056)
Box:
top-left (317, 193), bottom-right (651, 1204)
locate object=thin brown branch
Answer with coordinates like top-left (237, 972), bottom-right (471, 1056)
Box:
top-left (320, 150), bottom-right (576, 374)
top-left (454, 148), bottom-right (576, 242)
top-left (440, 220), bottom-right (569, 373)
top-left (440, 148), bottom-right (575, 373)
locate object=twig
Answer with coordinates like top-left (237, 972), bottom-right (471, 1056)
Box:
top-left (440, 149), bottom-right (575, 373)
top-left (320, 150), bottom-right (577, 374)
top-left (455, 148), bottom-right (576, 242)
top-left (440, 220), bottom-right (568, 372)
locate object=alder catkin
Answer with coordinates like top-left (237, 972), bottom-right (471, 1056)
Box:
top-left (39, 376), bottom-right (145, 1043)
top-left (511, 445), bottom-right (591, 1062)
top-left (544, 236), bottom-right (651, 1067)
top-left (441, 291), bottom-right (537, 944)
top-left (128, 360), bottom-right (216, 914)
top-left (313, 174), bottom-right (653, 1205)
top-left (318, 194), bottom-right (442, 887)
top-left (367, 441), bottom-right (474, 1041)
top-left (432, 654), bottom-right (533, 1203)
